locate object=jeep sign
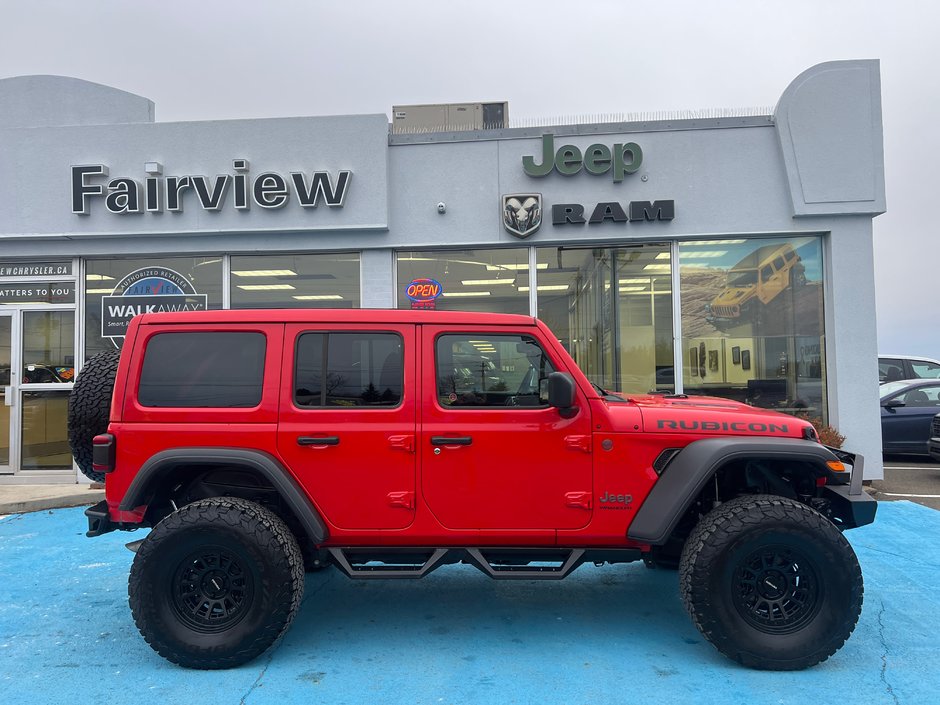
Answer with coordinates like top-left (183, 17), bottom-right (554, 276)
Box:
top-left (522, 134), bottom-right (642, 182)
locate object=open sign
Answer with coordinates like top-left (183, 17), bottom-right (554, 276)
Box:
top-left (406, 278), bottom-right (443, 302)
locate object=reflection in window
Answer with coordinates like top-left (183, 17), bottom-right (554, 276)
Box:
top-left (295, 333), bottom-right (402, 408)
top-left (22, 311), bottom-right (74, 384)
top-left (436, 334), bottom-right (555, 408)
top-left (231, 253), bottom-right (360, 309)
top-left (396, 249), bottom-right (530, 313)
top-left (536, 245), bottom-right (674, 395)
top-left (681, 236), bottom-right (827, 421)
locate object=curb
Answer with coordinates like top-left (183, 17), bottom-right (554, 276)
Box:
top-left (0, 491), bottom-right (105, 515)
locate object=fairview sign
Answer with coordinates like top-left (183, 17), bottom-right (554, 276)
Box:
top-left (72, 160), bottom-right (351, 215)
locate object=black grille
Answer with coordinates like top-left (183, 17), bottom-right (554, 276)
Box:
top-left (932, 413), bottom-right (940, 439)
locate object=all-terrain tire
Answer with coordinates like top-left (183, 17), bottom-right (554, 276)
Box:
top-left (128, 497), bottom-right (305, 669)
top-left (678, 494), bottom-right (863, 671)
top-left (67, 349), bottom-right (120, 482)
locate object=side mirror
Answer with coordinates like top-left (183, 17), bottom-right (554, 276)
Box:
top-left (548, 372), bottom-right (578, 417)
top-left (882, 398), bottom-right (905, 409)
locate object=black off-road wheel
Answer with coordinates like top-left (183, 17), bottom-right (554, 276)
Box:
top-left (679, 494), bottom-right (863, 671)
top-left (129, 497), bottom-right (305, 669)
top-left (67, 349), bottom-right (120, 482)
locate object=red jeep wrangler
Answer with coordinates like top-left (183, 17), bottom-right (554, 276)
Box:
top-left (72, 310), bottom-right (875, 671)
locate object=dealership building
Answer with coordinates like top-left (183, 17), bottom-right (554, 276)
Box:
top-left (0, 60), bottom-right (886, 483)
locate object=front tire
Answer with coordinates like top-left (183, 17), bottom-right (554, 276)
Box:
top-left (679, 494), bottom-right (863, 670)
top-left (129, 497), bottom-right (304, 669)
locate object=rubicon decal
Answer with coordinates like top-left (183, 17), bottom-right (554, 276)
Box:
top-left (657, 419), bottom-right (790, 433)
top-left (72, 160), bottom-right (351, 215)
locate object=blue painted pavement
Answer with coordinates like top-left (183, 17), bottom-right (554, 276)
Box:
top-left (0, 501), bottom-right (937, 705)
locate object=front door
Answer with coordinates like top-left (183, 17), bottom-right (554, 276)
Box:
top-left (277, 323), bottom-right (417, 530)
top-left (420, 326), bottom-right (594, 530)
top-left (0, 308), bottom-right (75, 475)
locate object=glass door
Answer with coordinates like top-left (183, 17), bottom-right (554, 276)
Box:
top-left (19, 309), bottom-right (75, 471)
top-left (0, 312), bottom-right (14, 473)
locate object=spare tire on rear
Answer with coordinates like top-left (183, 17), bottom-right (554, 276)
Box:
top-left (68, 349), bottom-right (120, 482)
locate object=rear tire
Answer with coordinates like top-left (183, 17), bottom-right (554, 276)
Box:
top-left (67, 349), bottom-right (120, 482)
top-left (129, 497), bottom-right (304, 669)
top-left (679, 494), bottom-right (863, 670)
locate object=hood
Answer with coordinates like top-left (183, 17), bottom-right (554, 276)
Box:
top-left (629, 393), bottom-right (812, 439)
top-left (711, 286), bottom-right (754, 306)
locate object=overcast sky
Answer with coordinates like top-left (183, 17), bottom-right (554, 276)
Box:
top-left (2, 0), bottom-right (937, 355)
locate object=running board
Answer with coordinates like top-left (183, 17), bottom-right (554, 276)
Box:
top-left (327, 547), bottom-right (450, 579)
top-left (464, 548), bottom-right (586, 580)
top-left (326, 547), bottom-right (641, 580)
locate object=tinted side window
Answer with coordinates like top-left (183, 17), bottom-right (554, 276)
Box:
top-left (774, 256), bottom-right (786, 270)
top-left (295, 332), bottom-right (403, 407)
top-left (879, 358), bottom-right (905, 383)
top-left (436, 334), bottom-right (555, 408)
top-left (139, 332), bottom-right (265, 408)
top-left (760, 265), bottom-right (774, 281)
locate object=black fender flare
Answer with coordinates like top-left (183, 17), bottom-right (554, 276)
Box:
top-left (119, 447), bottom-right (328, 544)
top-left (627, 437), bottom-right (841, 545)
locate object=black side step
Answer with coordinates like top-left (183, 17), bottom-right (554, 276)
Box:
top-left (327, 547), bottom-right (450, 579)
top-left (464, 548), bottom-right (586, 580)
top-left (325, 547), bottom-right (642, 580)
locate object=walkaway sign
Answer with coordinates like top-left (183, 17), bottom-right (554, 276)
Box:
top-left (101, 267), bottom-right (207, 347)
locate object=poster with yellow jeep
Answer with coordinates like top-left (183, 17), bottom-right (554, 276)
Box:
top-left (680, 237), bottom-right (826, 419)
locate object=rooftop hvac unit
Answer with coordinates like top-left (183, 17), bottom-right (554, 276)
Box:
top-left (392, 102), bottom-right (508, 134)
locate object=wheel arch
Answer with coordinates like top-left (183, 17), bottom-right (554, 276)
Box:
top-left (119, 447), bottom-right (328, 544)
top-left (628, 437), bottom-right (842, 545)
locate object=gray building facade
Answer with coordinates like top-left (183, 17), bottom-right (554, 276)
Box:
top-left (0, 60), bottom-right (886, 483)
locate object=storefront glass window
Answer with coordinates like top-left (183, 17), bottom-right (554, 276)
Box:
top-left (536, 245), bottom-right (674, 394)
top-left (679, 236), bottom-right (827, 421)
top-left (230, 253), bottom-right (360, 309)
top-left (396, 249), bottom-right (530, 314)
top-left (85, 256), bottom-right (223, 357)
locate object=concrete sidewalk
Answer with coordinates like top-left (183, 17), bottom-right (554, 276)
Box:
top-left (0, 483), bottom-right (104, 515)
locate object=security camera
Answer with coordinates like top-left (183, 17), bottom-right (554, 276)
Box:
top-left (437, 202), bottom-right (446, 214)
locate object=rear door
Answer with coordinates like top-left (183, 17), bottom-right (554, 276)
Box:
top-left (277, 323), bottom-right (417, 530)
top-left (420, 325), bottom-right (593, 531)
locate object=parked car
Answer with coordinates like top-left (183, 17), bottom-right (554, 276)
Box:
top-left (880, 379), bottom-right (940, 456)
top-left (74, 309), bottom-right (874, 672)
top-left (879, 355), bottom-right (940, 384)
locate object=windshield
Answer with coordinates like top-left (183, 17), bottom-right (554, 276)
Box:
top-left (879, 380), bottom-right (911, 400)
top-left (727, 269), bottom-right (758, 287)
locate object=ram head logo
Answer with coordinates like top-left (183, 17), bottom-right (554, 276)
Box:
top-left (502, 193), bottom-right (542, 239)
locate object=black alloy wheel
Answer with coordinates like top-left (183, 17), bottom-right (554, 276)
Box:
top-left (730, 544), bottom-right (820, 634)
top-left (170, 546), bottom-right (255, 634)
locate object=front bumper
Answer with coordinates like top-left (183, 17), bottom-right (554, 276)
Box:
top-left (820, 449), bottom-right (877, 529)
top-left (929, 436), bottom-right (940, 463)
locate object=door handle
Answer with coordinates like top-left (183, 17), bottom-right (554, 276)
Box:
top-left (297, 436), bottom-right (340, 446)
top-left (430, 436), bottom-right (472, 446)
